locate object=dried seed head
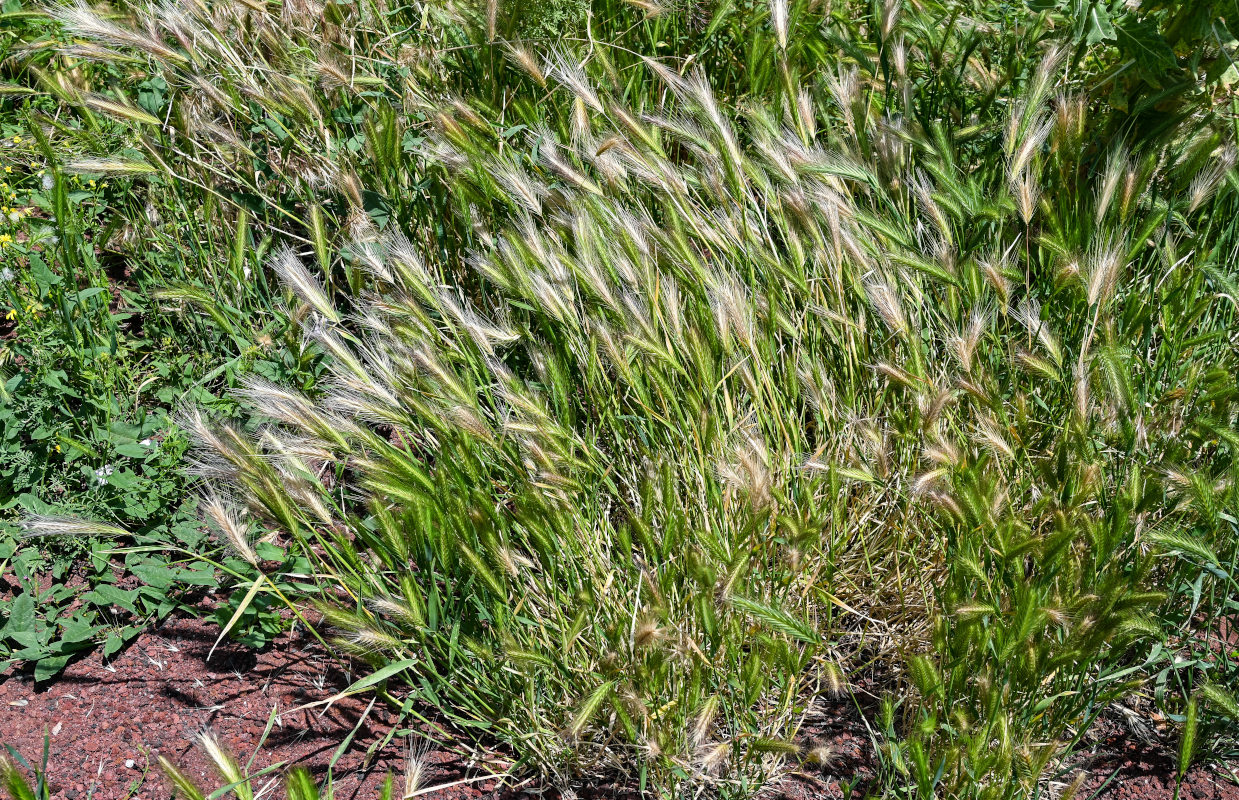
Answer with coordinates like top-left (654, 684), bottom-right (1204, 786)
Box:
top-left (822, 660), bottom-right (848, 697)
top-left (949, 309), bottom-right (989, 372)
top-left (879, 0), bottom-right (900, 37)
top-left (1011, 170), bottom-right (1041, 224)
top-left (202, 492), bottom-right (258, 566)
top-left (825, 66), bottom-right (860, 135)
top-left (804, 742), bottom-right (838, 767)
top-left (1085, 236), bottom-right (1124, 306)
top-left (1054, 93), bottom-right (1087, 149)
top-left (698, 741), bottom-right (731, 775)
top-left (20, 515), bottom-right (130, 540)
top-left (974, 415), bottom-right (1015, 460)
top-left (1013, 298), bottom-right (1062, 366)
top-left (912, 468), bottom-right (949, 495)
top-left (503, 42), bottom-right (546, 86)
top-left (796, 88), bottom-right (817, 139)
top-left (770, 0), bottom-right (789, 50)
top-left (1009, 113), bottom-right (1052, 178)
top-left (978, 253), bottom-right (1012, 307)
top-left (690, 696), bottom-right (720, 747)
top-left (875, 361), bottom-right (918, 389)
top-left (1188, 147), bottom-right (1235, 213)
top-left (485, 0), bottom-right (498, 42)
top-left (403, 737), bottom-right (433, 799)
top-left (1096, 148), bottom-right (1126, 220)
top-left (1043, 606), bottom-right (1071, 628)
top-left (924, 436), bottom-right (962, 467)
top-left (891, 36), bottom-right (907, 78)
top-left (270, 245), bottom-right (340, 322)
top-left (623, 0), bottom-right (666, 16)
top-left (549, 49), bottom-right (603, 113)
top-left (634, 617), bottom-right (663, 649)
top-left (1119, 159), bottom-right (1144, 218)
top-left (865, 277), bottom-right (910, 339)
top-left (716, 426), bottom-right (774, 509)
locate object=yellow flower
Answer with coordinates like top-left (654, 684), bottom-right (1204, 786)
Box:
top-left (4, 308), bottom-right (15, 321)
top-left (88, 179), bottom-right (96, 187)
top-left (54, 443), bottom-right (62, 453)
top-left (3, 167), bottom-right (10, 174)
top-left (11, 136), bottom-right (21, 144)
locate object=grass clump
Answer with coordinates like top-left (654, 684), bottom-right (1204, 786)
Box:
top-left (159, 44), bottom-right (1238, 800)
top-left (4, 0), bottom-right (1239, 796)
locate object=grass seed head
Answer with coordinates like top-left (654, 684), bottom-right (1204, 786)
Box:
top-left (202, 492), bottom-right (259, 567)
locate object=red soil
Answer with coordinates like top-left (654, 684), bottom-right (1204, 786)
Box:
top-left (1, 611), bottom-right (1235, 800)
top-left (0, 612), bottom-right (504, 800)
top-left (1074, 747), bottom-right (1239, 800)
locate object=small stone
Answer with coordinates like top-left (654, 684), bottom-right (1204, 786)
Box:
top-left (124, 759), bottom-right (136, 769)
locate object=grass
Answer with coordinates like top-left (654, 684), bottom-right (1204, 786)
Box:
top-left (1, 0), bottom-right (1239, 797)
top-left (1, 733), bottom-right (405, 800)
top-left (177, 53), bottom-right (1239, 797)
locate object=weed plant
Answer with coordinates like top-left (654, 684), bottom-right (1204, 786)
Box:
top-left (6, 0), bottom-right (1239, 796)
top-left (0, 137), bottom-right (223, 678)
top-left (0, 5), bottom-right (327, 676)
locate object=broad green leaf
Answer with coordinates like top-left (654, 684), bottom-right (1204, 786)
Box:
top-left (3, 593), bottom-right (35, 636)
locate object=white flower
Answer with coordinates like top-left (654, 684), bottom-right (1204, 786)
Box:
top-left (0, 267), bottom-right (13, 283)
top-left (41, 175), bottom-right (53, 191)
top-left (139, 438), bottom-right (152, 447)
top-left (94, 464), bottom-right (115, 485)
